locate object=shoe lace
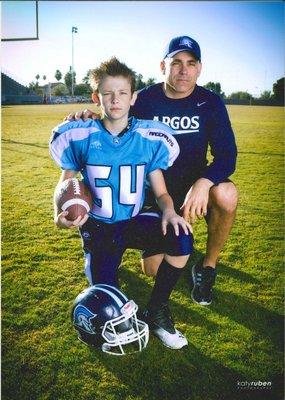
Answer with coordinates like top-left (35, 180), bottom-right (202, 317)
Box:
top-left (200, 271), bottom-right (216, 295)
top-left (151, 303), bottom-right (175, 332)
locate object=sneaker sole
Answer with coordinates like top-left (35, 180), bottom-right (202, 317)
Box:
top-left (191, 266), bottom-right (212, 306)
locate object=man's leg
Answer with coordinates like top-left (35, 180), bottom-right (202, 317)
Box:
top-left (204, 181), bottom-right (238, 268)
top-left (191, 181), bottom-right (238, 305)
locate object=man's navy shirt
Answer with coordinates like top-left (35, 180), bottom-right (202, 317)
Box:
top-left (130, 83), bottom-right (237, 206)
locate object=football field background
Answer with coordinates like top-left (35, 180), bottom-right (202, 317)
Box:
top-left (2, 104), bottom-right (284, 400)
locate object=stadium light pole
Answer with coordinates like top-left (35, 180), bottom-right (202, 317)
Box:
top-left (71, 26), bottom-right (78, 97)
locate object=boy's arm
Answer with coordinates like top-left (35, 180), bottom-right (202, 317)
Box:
top-left (54, 169), bottom-right (89, 229)
top-left (148, 169), bottom-right (192, 236)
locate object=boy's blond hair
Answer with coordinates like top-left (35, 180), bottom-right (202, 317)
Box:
top-left (89, 57), bottom-right (137, 94)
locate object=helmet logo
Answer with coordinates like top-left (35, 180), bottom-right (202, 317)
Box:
top-left (73, 305), bottom-right (97, 334)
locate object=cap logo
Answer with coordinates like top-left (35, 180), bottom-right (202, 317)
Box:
top-left (179, 37), bottom-right (192, 48)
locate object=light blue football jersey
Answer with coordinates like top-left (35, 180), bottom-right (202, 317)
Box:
top-left (50, 117), bottom-right (179, 223)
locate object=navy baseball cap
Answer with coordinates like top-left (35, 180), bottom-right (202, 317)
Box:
top-left (163, 36), bottom-right (201, 61)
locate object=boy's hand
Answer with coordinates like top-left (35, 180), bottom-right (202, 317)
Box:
top-left (54, 211), bottom-right (89, 229)
top-left (64, 109), bottom-right (100, 122)
top-left (161, 209), bottom-right (193, 236)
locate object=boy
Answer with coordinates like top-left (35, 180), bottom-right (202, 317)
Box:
top-left (50, 57), bottom-right (193, 349)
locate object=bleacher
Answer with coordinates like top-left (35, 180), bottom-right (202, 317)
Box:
top-left (1, 72), bottom-right (42, 105)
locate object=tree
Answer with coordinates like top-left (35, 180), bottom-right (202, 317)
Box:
top-left (204, 82), bottom-right (222, 95)
top-left (55, 70), bottom-right (62, 82)
top-left (28, 81), bottom-right (38, 93)
top-left (145, 77), bottom-right (156, 87)
top-left (29, 80), bottom-right (42, 95)
top-left (259, 90), bottom-right (271, 100)
top-left (228, 91), bottom-right (253, 100)
top-left (83, 69), bottom-right (92, 85)
top-left (134, 74), bottom-right (156, 90)
top-left (64, 68), bottom-right (76, 94)
top-left (52, 83), bottom-right (69, 96)
top-left (74, 83), bottom-right (92, 96)
top-left (135, 73), bottom-right (145, 90)
top-left (272, 77), bottom-right (284, 104)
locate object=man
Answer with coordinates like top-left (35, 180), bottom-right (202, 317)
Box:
top-left (51, 57), bottom-right (193, 349)
top-left (66, 36), bottom-right (238, 306)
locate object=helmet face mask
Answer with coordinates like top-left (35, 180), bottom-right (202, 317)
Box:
top-left (72, 285), bottom-right (149, 356)
top-left (101, 300), bottom-right (149, 355)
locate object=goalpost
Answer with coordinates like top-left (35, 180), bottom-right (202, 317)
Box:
top-left (1, 1), bottom-right (39, 42)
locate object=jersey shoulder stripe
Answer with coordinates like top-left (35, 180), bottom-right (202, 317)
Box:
top-left (49, 120), bottom-right (101, 168)
top-left (50, 119), bottom-right (101, 144)
top-left (134, 119), bottom-right (180, 166)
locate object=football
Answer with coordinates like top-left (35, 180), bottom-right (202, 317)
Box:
top-left (54, 178), bottom-right (92, 221)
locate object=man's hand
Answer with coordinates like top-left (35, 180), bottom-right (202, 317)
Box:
top-left (64, 109), bottom-right (101, 122)
top-left (180, 178), bottom-right (214, 224)
top-left (54, 210), bottom-right (89, 229)
top-left (162, 209), bottom-right (193, 236)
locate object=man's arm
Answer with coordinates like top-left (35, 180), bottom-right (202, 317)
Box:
top-left (203, 98), bottom-right (237, 184)
top-left (148, 169), bottom-right (192, 236)
top-left (64, 106), bottom-right (101, 122)
top-left (54, 169), bottom-right (89, 229)
top-left (181, 98), bottom-right (237, 223)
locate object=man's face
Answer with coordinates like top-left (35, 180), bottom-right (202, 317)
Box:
top-left (161, 51), bottom-right (202, 98)
top-left (95, 75), bottom-right (136, 121)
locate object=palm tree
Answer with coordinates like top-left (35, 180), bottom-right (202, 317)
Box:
top-left (55, 70), bottom-right (62, 82)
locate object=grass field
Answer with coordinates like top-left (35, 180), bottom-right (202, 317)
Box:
top-left (2, 104), bottom-right (284, 400)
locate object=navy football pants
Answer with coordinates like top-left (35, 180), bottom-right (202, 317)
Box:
top-left (79, 213), bottom-right (193, 286)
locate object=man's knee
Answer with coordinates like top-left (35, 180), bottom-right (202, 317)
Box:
top-left (209, 182), bottom-right (238, 214)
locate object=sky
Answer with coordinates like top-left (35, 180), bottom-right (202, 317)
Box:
top-left (1, 0), bottom-right (284, 96)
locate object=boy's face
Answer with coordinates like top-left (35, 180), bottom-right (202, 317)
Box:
top-left (93, 75), bottom-right (136, 121)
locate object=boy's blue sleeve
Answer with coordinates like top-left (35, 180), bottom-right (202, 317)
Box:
top-left (49, 121), bottom-right (91, 171)
top-left (142, 121), bottom-right (180, 173)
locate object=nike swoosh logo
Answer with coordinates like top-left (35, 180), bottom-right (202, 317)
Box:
top-left (197, 102), bottom-right (206, 107)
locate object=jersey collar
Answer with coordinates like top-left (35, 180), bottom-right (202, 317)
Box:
top-left (98, 117), bottom-right (135, 138)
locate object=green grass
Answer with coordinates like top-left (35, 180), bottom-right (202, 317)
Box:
top-left (2, 104), bottom-right (284, 400)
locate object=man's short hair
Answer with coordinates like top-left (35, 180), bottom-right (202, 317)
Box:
top-left (89, 57), bottom-right (136, 93)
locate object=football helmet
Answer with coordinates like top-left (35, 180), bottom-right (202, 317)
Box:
top-left (71, 284), bottom-right (149, 355)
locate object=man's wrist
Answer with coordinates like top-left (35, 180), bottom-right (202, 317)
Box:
top-left (197, 177), bottom-right (215, 189)
top-left (162, 207), bottom-right (175, 215)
